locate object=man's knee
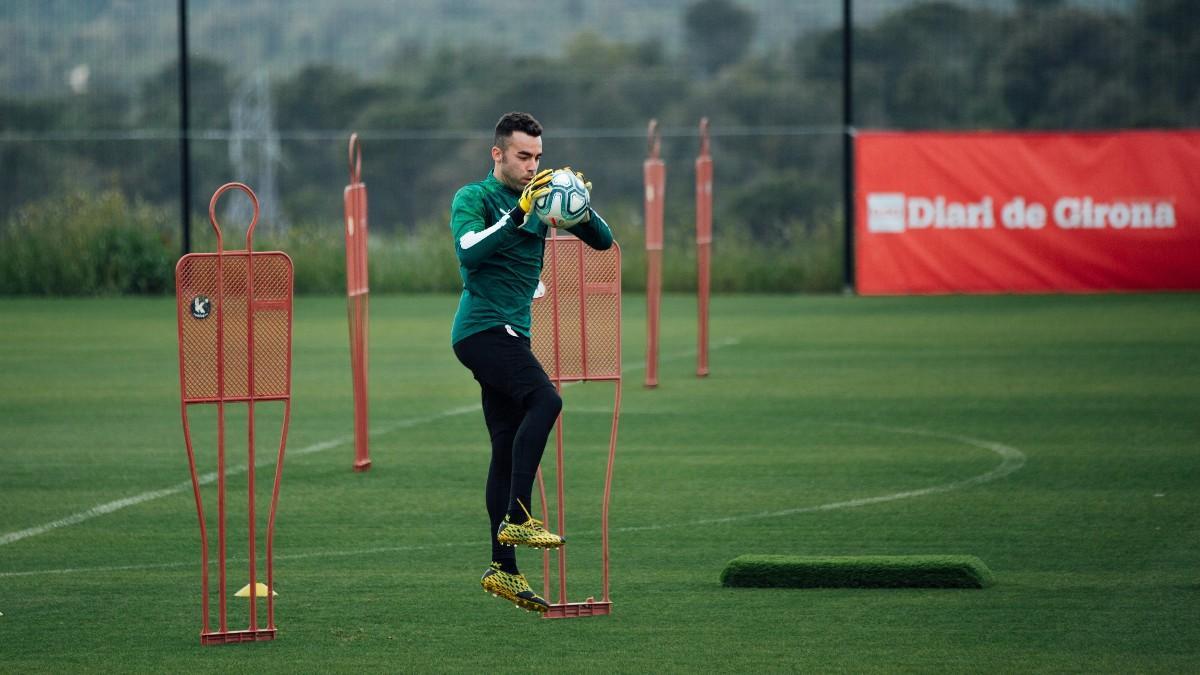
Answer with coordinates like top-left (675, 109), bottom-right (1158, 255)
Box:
top-left (524, 386), bottom-right (562, 418)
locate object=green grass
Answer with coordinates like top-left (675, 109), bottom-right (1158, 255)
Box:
top-left (1, 293), bottom-right (1199, 672)
top-left (720, 555), bottom-right (996, 588)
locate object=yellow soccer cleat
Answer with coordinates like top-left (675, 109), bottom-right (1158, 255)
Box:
top-left (496, 501), bottom-right (565, 550)
top-left (480, 563), bottom-right (549, 614)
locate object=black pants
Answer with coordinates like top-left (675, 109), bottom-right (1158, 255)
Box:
top-left (453, 325), bottom-right (562, 565)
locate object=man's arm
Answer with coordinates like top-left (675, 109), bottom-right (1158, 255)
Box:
top-left (451, 186), bottom-right (523, 269)
top-left (452, 172), bottom-right (555, 268)
top-left (564, 208), bottom-right (614, 251)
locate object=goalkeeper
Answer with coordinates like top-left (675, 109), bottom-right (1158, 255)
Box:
top-left (449, 111), bottom-right (614, 613)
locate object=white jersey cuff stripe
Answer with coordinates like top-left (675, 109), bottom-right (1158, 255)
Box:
top-left (459, 213), bottom-right (511, 250)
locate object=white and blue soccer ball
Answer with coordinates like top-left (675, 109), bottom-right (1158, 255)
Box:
top-left (533, 170), bottom-right (590, 228)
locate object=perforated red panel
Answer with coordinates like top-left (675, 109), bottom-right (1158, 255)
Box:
top-left (532, 237), bottom-right (621, 383)
top-left (176, 252), bottom-right (293, 402)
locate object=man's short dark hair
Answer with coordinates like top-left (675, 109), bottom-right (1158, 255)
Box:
top-left (494, 112), bottom-right (543, 150)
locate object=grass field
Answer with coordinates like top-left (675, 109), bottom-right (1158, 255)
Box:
top-left (2, 292), bottom-right (1198, 672)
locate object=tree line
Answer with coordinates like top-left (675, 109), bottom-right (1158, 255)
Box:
top-left (1, 0), bottom-right (1194, 244)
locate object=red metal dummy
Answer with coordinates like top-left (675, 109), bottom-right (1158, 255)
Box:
top-left (176, 183), bottom-right (294, 645)
top-left (643, 119), bottom-right (665, 388)
top-left (531, 234), bottom-right (623, 619)
top-left (344, 133), bottom-right (371, 471)
top-left (695, 118), bottom-right (713, 378)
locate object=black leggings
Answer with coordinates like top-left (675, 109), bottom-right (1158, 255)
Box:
top-left (453, 326), bottom-right (562, 564)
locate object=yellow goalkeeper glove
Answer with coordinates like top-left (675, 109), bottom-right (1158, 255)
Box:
top-left (559, 167), bottom-right (593, 225)
top-left (560, 166), bottom-right (592, 192)
top-left (518, 168), bottom-right (554, 213)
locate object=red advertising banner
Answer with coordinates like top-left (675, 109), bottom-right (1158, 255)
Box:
top-left (855, 130), bottom-right (1200, 294)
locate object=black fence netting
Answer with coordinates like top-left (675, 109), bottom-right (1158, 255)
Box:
top-left (1, 0), bottom-right (1195, 291)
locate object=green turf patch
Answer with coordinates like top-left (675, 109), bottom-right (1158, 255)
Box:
top-left (721, 554), bottom-right (996, 589)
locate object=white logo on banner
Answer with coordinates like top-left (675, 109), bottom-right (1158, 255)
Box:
top-left (867, 193), bottom-right (906, 233)
top-left (1053, 197), bottom-right (1176, 229)
top-left (866, 193), bottom-right (1176, 233)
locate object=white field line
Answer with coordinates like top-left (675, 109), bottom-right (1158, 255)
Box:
top-left (613, 423), bottom-right (1026, 533)
top-left (0, 338), bottom-right (740, 549)
top-left (0, 421), bottom-right (1025, 580)
top-left (0, 411), bottom-right (470, 549)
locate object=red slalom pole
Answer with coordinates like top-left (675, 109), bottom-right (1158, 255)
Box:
top-left (695, 118), bottom-right (712, 378)
top-left (643, 119), bottom-right (665, 388)
top-left (344, 133), bottom-right (371, 472)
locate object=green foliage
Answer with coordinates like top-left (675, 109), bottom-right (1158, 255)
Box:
top-left (0, 191), bottom-right (175, 295)
top-left (849, 2), bottom-right (1012, 129)
top-left (721, 554), bottom-right (996, 588)
top-left (1, 1), bottom-right (1196, 294)
top-left (256, 214), bottom-right (841, 294)
top-left (998, 9), bottom-right (1134, 128)
top-left (685, 0), bottom-right (757, 77)
top-left (250, 220), bottom-right (463, 294)
top-left (723, 170), bottom-right (834, 242)
top-left (0, 191), bottom-right (841, 295)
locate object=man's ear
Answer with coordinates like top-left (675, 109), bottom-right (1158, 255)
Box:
top-left (491, 146), bottom-right (503, 163)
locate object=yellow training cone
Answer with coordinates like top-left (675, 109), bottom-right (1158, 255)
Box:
top-left (234, 582), bottom-right (277, 598)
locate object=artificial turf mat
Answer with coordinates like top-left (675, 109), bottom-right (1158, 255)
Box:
top-left (721, 554), bottom-right (995, 589)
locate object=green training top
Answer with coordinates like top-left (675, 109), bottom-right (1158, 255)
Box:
top-left (449, 170), bottom-right (614, 345)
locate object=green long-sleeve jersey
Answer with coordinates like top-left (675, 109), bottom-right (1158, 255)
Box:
top-left (450, 171), bottom-right (614, 345)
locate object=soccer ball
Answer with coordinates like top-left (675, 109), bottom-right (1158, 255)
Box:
top-left (533, 170), bottom-right (590, 228)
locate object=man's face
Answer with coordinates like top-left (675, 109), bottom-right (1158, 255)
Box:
top-left (492, 131), bottom-right (543, 191)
